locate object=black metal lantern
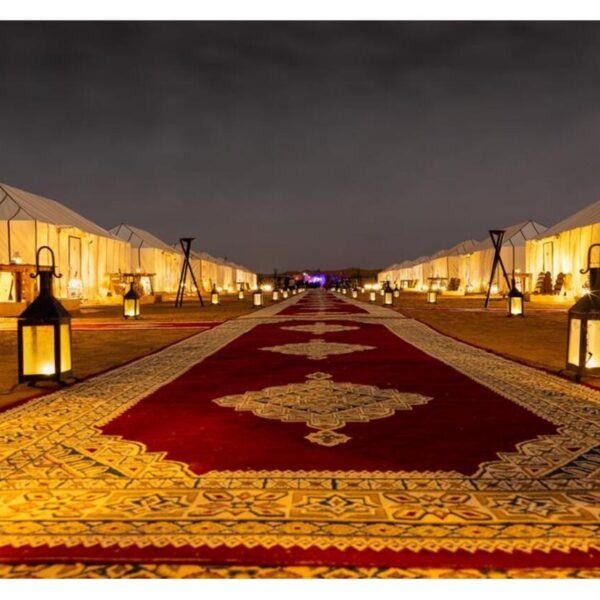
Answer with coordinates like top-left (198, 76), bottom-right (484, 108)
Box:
top-left (253, 287), bottom-right (264, 308)
top-left (17, 246), bottom-right (73, 385)
top-left (283, 288), bottom-right (289, 299)
top-left (393, 285), bottom-right (400, 298)
top-left (210, 284), bottom-right (220, 305)
top-left (238, 285), bottom-right (245, 300)
top-left (567, 243), bottom-right (600, 377)
top-left (383, 282), bottom-right (394, 306)
top-left (123, 281), bottom-right (140, 319)
top-left (507, 278), bottom-right (524, 317)
top-left (426, 288), bottom-right (438, 304)
top-left (351, 287), bottom-right (358, 299)
top-left (272, 288), bottom-right (280, 302)
top-left (369, 289), bottom-right (376, 302)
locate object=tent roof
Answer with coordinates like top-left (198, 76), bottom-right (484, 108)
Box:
top-left (406, 255), bottom-right (430, 267)
top-left (536, 198), bottom-right (600, 238)
top-left (435, 239), bottom-right (479, 258)
top-left (472, 220), bottom-right (547, 251)
top-left (428, 248), bottom-right (449, 261)
top-left (111, 224), bottom-right (181, 254)
top-left (381, 263), bottom-right (401, 272)
top-left (0, 182), bottom-right (117, 239)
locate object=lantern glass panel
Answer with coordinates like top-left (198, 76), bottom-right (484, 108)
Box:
top-left (568, 317), bottom-right (582, 366)
top-left (124, 298), bottom-right (138, 318)
top-left (60, 324), bottom-right (72, 372)
top-left (22, 324), bottom-right (55, 376)
top-left (587, 319), bottom-right (600, 369)
top-left (509, 296), bottom-right (523, 316)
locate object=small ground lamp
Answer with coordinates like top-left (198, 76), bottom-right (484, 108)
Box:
top-left (426, 286), bottom-right (438, 304)
top-left (17, 246), bottom-right (73, 386)
top-left (352, 287), bottom-right (358, 299)
top-left (393, 285), bottom-right (400, 298)
top-left (342, 287), bottom-right (347, 295)
top-left (253, 287), bottom-right (264, 308)
top-left (567, 243), bottom-right (600, 377)
top-left (238, 285), bottom-right (245, 300)
top-left (283, 288), bottom-right (289, 299)
top-left (211, 284), bottom-right (220, 305)
top-left (507, 278), bottom-right (524, 317)
top-left (383, 282), bottom-right (394, 306)
top-left (272, 288), bottom-right (280, 302)
top-left (369, 289), bottom-right (376, 302)
top-left (123, 281), bottom-right (140, 319)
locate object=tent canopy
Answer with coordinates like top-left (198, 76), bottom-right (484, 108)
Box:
top-left (535, 198), bottom-right (600, 239)
top-left (0, 183), bottom-right (118, 241)
top-left (111, 224), bottom-right (182, 254)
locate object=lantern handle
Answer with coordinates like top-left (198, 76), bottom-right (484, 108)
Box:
top-left (31, 245), bottom-right (62, 279)
top-left (580, 243), bottom-right (600, 274)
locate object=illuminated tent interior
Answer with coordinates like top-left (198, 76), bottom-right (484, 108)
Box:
top-left (468, 221), bottom-right (546, 293)
top-left (110, 224), bottom-right (184, 295)
top-left (379, 222), bottom-right (545, 294)
top-left (0, 182), bottom-right (130, 304)
top-left (526, 198), bottom-right (600, 297)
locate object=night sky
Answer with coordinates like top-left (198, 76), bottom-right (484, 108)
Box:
top-left (2, 22), bottom-right (600, 273)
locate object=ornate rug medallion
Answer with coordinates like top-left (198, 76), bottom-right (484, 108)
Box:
top-left (260, 338), bottom-right (375, 360)
top-left (281, 322), bottom-right (360, 335)
top-left (213, 372), bottom-right (432, 446)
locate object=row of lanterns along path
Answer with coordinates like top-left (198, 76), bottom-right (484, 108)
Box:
top-left (331, 243), bottom-right (600, 380)
top-left (213, 285), bottom-right (305, 307)
top-left (15, 245), bottom-right (600, 386)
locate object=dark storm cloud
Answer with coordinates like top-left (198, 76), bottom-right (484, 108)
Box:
top-left (2, 22), bottom-right (600, 272)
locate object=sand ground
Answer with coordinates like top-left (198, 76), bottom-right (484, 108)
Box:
top-left (355, 290), bottom-right (574, 377)
top-left (0, 293), bottom-right (262, 410)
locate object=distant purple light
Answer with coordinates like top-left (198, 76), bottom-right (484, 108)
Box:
top-left (304, 273), bottom-right (327, 286)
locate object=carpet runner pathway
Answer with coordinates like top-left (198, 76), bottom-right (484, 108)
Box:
top-left (0, 289), bottom-right (599, 577)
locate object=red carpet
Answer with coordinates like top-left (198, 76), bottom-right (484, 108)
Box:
top-left (0, 289), bottom-right (598, 576)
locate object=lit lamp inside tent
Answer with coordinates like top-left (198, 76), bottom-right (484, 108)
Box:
top-left (567, 243), bottom-right (600, 377)
top-left (383, 282), bottom-right (394, 306)
top-left (253, 287), bottom-right (264, 308)
top-left (123, 281), bottom-right (140, 319)
top-left (68, 274), bottom-right (83, 299)
top-left (507, 278), bottom-right (524, 317)
top-left (17, 246), bottom-right (73, 385)
top-left (490, 283), bottom-right (499, 295)
top-left (211, 284), bottom-right (220, 305)
top-left (10, 252), bottom-right (23, 265)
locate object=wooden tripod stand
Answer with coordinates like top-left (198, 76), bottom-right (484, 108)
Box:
top-left (175, 237), bottom-right (204, 307)
top-left (484, 229), bottom-right (512, 308)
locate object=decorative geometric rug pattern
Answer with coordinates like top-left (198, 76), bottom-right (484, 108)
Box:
top-left (1, 289), bottom-right (599, 577)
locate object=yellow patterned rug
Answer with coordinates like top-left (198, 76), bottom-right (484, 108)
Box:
top-left (1, 291), bottom-right (599, 577)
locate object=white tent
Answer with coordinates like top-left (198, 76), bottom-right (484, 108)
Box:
top-left (428, 239), bottom-right (479, 292)
top-left (469, 221), bottom-right (546, 293)
top-left (526, 199), bottom-right (600, 296)
top-left (0, 182), bottom-right (130, 302)
top-left (378, 263), bottom-right (401, 284)
top-left (400, 256), bottom-right (430, 289)
top-left (110, 224), bottom-right (183, 294)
